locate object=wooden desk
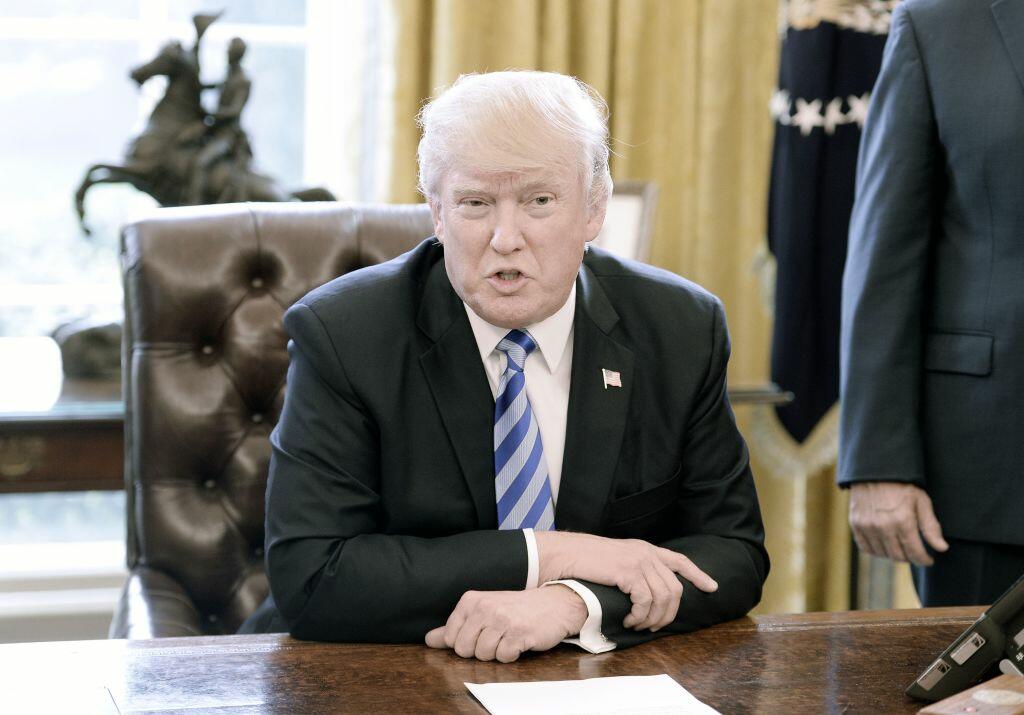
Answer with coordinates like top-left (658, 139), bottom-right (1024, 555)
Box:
top-left (0, 334), bottom-right (121, 492)
top-left (0, 375), bottom-right (122, 493)
top-left (0, 607), bottom-right (982, 713)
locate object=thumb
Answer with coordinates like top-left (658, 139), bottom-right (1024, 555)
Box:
top-left (915, 493), bottom-right (949, 553)
top-left (424, 627), bottom-right (448, 649)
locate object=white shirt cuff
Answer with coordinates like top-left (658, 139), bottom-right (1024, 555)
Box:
top-left (546, 579), bottom-right (617, 654)
top-left (522, 528), bottom-right (539, 590)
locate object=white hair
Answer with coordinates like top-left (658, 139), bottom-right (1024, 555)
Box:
top-left (417, 70), bottom-right (613, 208)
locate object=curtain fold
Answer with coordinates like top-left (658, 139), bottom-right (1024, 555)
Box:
top-left (385, 0), bottom-right (859, 614)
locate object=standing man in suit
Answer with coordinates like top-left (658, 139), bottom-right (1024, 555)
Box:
top-left (247, 70), bottom-right (768, 660)
top-left (840, 0), bottom-right (1024, 606)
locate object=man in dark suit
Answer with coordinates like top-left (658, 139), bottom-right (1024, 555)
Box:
top-left (247, 70), bottom-right (768, 660)
top-left (840, 0), bottom-right (1024, 606)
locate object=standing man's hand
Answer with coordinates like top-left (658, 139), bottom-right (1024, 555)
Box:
top-left (534, 532), bottom-right (718, 632)
top-left (849, 482), bottom-right (949, 565)
top-left (425, 584), bottom-right (587, 663)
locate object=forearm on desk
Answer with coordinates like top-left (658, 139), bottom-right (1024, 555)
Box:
top-left (268, 528), bottom-right (530, 643)
top-left (587, 534), bottom-right (767, 648)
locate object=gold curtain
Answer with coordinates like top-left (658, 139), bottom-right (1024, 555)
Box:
top-left (386, 0), bottom-right (871, 614)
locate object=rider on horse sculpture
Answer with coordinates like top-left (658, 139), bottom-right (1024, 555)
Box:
top-left (75, 12), bottom-right (333, 235)
top-left (184, 36), bottom-right (253, 204)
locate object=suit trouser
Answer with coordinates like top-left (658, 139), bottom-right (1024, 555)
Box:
top-left (912, 538), bottom-right (1024, 607)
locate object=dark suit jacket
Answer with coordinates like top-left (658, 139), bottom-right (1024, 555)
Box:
top-left (253, 239), bottom-right (768, 647)
top-left (840, 0), bottom-right (1024, 545)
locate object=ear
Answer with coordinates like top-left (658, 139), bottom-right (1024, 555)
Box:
top-left (584, 196), bottom-right (608, 244)
top-left (428, 198), bottom-right (444, 243)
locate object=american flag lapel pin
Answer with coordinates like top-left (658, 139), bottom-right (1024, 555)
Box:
top-left (602, 368), bottom-right (622, 389)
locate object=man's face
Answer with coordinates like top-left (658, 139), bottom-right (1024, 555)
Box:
top-left (431, 163), bottom-right (606, 329)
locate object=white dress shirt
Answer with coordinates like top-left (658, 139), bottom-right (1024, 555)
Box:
top-left (464, 284), bottom-right (616, 654)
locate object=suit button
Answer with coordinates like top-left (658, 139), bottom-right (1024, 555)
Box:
top-left (251, 413), bottom-right (263, 424)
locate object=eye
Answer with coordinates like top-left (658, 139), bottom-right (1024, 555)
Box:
top-left (461, 198), bottom-right (487, 207)
top-left (532, 195), bottom-right (553, 206)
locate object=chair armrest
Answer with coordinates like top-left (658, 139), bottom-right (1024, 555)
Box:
top-left (108, 567), bottom-right (203, 639)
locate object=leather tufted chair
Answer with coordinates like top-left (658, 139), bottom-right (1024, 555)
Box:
top-left (109, 202), bottom-right (434, 638)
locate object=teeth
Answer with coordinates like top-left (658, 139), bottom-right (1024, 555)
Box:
top-left (497, 271), bottom-right (520, 280)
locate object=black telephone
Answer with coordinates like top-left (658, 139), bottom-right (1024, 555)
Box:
top-left (907, 572), bottom-right (1024, 702)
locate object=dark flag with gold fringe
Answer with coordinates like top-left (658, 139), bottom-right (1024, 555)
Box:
top-left (768, 0), bottom-right (899, 442)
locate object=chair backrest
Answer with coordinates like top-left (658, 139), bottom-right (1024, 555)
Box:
top-left (121, 202), bottom-right (434, 633)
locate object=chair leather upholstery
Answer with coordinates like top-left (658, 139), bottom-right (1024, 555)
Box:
top-left (110, 202), bottom-right (434, 638)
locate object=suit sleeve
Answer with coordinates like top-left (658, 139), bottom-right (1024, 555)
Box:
top-left (838, 4), bottom-right (940, 488)
top-left (580, 299), bottom-right (770, 647)
top-left (265, 302), bottom-right (528, 643)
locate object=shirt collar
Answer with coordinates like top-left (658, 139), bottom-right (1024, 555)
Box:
top-left (464, 283), bottom-right (576, 374)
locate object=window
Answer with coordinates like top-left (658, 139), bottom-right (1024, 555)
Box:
top-left (0, 0), bottom-right (395, 336)
top-left (0, 0), bottom-right (395, 640)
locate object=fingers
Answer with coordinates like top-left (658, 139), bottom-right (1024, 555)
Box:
top-left (652, 568), bottom-right (683, 631)
top-left (425, 627), bottom-right (447, 649)
top-left (628, 562), bottom-right (669, 631)
top-left (424, 591), bottom-right (543, 662)
top-left (622, 556), bottom-right (688, 631)
top-left (850, 505), bottom-right (893, 560)
top-left (850, 524), bottom-right (874, 558)
top-left (880, 517), bottom-right (911, 562)
top-left (860, 519), bottom-right (908, 562)
top-left (473, 628), bottom-right (502, 662)
top-left (865, 531), bottom-right (891, 560)
top-left (621, 573), bottom-right (654, 629)
top-left (431, 621), bottom-right (512, 662)
top-left (897, 523), bottom-right (933, 566)
top-left (428, 598), bottom-right (495, 660)
top-left (849, 482), bottom-right (917, 563)
top-left (452, 617), bottom-right (486, 659)
top-left (636, 560), bottom-right (682, 631)
top-left (495, 638), bottom-right (524, 663)
top-left (661, 550), bottom-right (718, 593)
top-left (440, 602), bottom-right (469, 650)
top-left (915, 495), bottom-right (949, 554)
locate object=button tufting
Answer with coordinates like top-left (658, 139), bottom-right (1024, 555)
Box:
top-left (203, 478), bottom-right (216, 490)
top-left (201, 344), bottom-right (214, 355)
top-left (251, 277), bottom-right (264, 289)
top-left (251, 413), bottom-right (264, 424)
top-left (254, 546), bottom-right (265, 557)
top-left (207, 613), bottom-right (218, 623)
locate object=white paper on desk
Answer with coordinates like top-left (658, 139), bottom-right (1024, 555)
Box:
top-left (465, 673), bottom-right (720, 715)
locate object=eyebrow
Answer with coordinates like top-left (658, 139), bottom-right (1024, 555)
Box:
top-left (449, 177), bottom-right (569, 199)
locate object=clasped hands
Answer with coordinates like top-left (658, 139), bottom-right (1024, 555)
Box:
top-left (425, 532), bottom-right (717, 662)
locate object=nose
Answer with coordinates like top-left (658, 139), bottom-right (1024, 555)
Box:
top-left (489, 202), bottom-right (525, 254)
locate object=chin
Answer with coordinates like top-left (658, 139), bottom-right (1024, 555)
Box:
top-left (480, 311), bottom-right (525, 330)
top-left (475, 301), bottom-right (537, 329)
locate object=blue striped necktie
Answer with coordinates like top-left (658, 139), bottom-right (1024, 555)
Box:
top-left (494, 330), bottom-right (555, 531)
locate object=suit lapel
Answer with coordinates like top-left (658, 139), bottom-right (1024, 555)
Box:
top-left (556, 261), bottom-right (634, 533)
top-left (417, 255), bottom-right (497, 529)
top-left (992, 0), bottom-right (1024, 97)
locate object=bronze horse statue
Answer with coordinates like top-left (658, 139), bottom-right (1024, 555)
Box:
top-left (75, 17), bottom-right (333, 235)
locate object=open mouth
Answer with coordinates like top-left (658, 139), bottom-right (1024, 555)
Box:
top-left (488, 270), bottom-right (526, 292)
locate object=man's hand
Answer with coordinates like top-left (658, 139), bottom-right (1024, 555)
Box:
top-left (849, 482), bottom-right (949, 565)
top-left (534, 531), bottom-right (718, 632)
top-left (425, 584), bottom-right (587, 663)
